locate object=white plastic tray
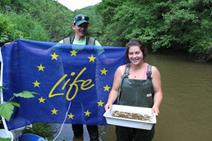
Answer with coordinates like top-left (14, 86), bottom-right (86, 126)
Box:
top-left (103, 104), bottom-right (156, 130)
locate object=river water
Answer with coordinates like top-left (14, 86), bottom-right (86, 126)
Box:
top-left (103, 53), bottom-right (212, 141)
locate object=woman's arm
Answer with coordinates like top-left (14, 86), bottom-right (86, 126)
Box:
top-left (151, 66), bottom-right (163, 116)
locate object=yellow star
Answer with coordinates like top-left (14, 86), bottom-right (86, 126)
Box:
top-left (97, 100), bottom-right (104, 107)
top-left (88, 55), bottom-right (96, 62)
top-left (84, 110), bottom-right (91, 117)
top-left (33, 80), bottom-right (40, 87)
top-left (70, 50), bottom-right (77, 56)
top-left (67, 113), bottom-right (75, 119)
top-left (37, 64), bottom-right (45, 71)
top-left (51, 52), bottom-right (58, 60)
top-left (51, 108), bottom-right (58, 115)
top-left (38, 97), bottom-right (45, 103)
top-left (104, 85), bottom-right (110, 92)
top-left (100, 68), bottom-right (108, 75)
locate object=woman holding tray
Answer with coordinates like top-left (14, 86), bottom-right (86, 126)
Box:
top-left (105, 40), bottom-right (163, 141)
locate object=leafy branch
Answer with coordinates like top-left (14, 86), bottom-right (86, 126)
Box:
top-left (0, 90), bottom-right (37, 121)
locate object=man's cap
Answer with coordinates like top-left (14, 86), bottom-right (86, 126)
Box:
top-left (74, 14), bottom-right (89, 26)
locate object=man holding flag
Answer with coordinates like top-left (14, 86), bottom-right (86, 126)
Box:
top-left (60, 14), bottom-right (102, 141)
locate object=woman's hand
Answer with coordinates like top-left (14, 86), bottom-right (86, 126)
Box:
top-left (104, 103), bottom-right (112, 111)
top-left (152, 105), bottom-right (160, 116)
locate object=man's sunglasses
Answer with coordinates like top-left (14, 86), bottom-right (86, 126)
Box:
top-left (74, 16), bottom-right (89, 23)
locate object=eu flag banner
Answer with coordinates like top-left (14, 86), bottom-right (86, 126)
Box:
top-left (0, 40), bottom-right (126, 130)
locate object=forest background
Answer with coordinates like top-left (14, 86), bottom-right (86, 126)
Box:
top-left (0, 0), bottom-right (212, 61)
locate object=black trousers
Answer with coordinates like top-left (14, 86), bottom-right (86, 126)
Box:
top-left (116, 126), bottom-right (155, 141)
top-left (72, 124), bottom-right (99, 141)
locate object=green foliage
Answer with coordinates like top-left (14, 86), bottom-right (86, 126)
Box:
top-left (0, 0), bottom-right (74, 44)
top-left (0, 102), bottom-right (14, 121)
top-left (14, 91), bottom-right (37, 98)
top-left (17, 0), bottom-right (73, 41)
top-left (0, 12), bottom-right (13, 44)
top-left (0, 12), bottom-right (49, 45)
top-left (96, 0), bottom-right (212, 56)
top-left (0, 91), bottom-right (37, 121)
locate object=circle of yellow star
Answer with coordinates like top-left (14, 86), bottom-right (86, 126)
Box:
top-left (51, 108), bottom-right (58, 115)
top-left (104, 85), bottom-right (110, 92)
top-left (33, 80), bottom-right (40, 87)
top-left (37, 64), bottom-right (45, 71)
top-left (100, 68), bottom-right (108, 75)
top-left (70, 50), bottom-right (77, 56)
top-left (68, 113), bottom-right (75, 119)
top-left (84, 110), bottom-right (91, 117)
top-left (38, 97), bottom-right (45, 103)
top-left (51, 52), bottom-right (58, 60)
top-left (88, 55), bottom-right (96, 62)
top-left (97, 100), bottom-right (104, 107)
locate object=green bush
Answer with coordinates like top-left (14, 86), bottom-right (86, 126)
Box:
top-left (0, 12), bottom-right (49, 46)
top-left (0, 12), bottom-right (13, 45)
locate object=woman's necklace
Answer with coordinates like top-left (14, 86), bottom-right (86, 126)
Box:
top-left (130, 63), bottom-right (146, 79)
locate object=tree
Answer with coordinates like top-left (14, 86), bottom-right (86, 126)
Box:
top-left (96, 0), bottom-right (212, 60)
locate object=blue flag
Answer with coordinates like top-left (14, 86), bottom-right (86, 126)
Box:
top-left (0, 40), bottom-right (126, 130)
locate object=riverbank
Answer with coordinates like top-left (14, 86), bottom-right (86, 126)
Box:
top-left (149, 47), bottom-right (212, 63)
